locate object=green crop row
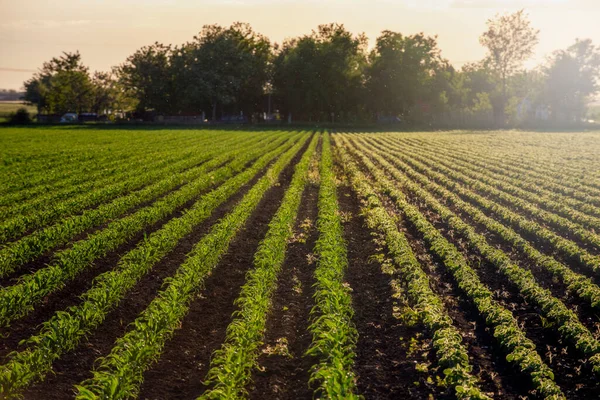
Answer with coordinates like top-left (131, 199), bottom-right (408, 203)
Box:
top-left (0, 131), bottom-right (229, 218)
top-left (405, 133), bottom-right (600, 182)
top-left (384, 137), bottom-right (600, 239)
top-left (352, 137), bottom-right (600, 375)
top-left (0, 133), bottom-right (300, 328)
top-left (200, 133), bottom-right (319, 399)
top-left (335, 140), bottom-right (489, 399)
top-left (359, 137), bottom-right (600, 312)
top-left (344, 138), bottom-right (565, 399)
top-left (0, 132), bottom-right (209, 196)
top-left (403, 136), bottom-right (600, 196)
top-left (305, 132), bottom-right (359, 399)
top-left (0, 133), bottom-right (307, 398)
top-left (72, 134), bottom-right (310, 399)
top-left (399, 135), bottom-right (600, 222)
top-left (0, 134), bottom-right (251, 244)
top-left (0, 133), bottom-right (272, 277)
top-left (367, 138), bottom-right (600, 274)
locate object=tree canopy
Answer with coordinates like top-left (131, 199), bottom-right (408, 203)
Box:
top-left (21, 17), bottom-right (600, 127)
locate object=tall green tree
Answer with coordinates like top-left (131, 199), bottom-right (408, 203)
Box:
top-left (479, 9), bottom-right (539, 124)
top-left (366, 31), bottom-right (448, 122)
top-left (176, 22), bottom-right (271, 120)
top-left (24, 51), bottom-right (94, 114)
top-left (117, 42), bottom-right (175, 114)
top-left (90, 70), bottom-right (136, 115)
top-left (273, 23), bottom-right (367, 122)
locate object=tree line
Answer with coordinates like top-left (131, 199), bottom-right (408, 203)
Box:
top-left (23, 10), bottom-right (600, 127)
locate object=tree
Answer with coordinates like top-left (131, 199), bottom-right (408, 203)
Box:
top-left (479, 9), bottom-right (539, 124)
top-left (117, 42), bottom-right (175, 114)
top-left (544, 39), bottom-right (600, 123)
top-left (45, 69), bottom-right (94, 114)
top-left (273, 23), bottom-right (367, 122)
top-left (366, 31), bottom-right (448, 122)
top-left (24, 51), bottom-right (94, 114)
top-left (175, 22), bottom-right (271, 120)
top-left (91, 70), bottom-right (136, 115)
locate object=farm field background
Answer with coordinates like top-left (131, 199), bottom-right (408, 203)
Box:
top-left (0, 102), bottom-right (37, 123)
top-left (1, 127), bottom-right (600, 399)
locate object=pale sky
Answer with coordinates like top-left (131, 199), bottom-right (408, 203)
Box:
top-left (1, 0), bottom-right (599, 90)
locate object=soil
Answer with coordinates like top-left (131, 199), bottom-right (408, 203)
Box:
top-left (6, 132), bottom-right (600, 400)
top-left (350, 141), bottom-right (600, 399)
top-left (394, 203), bottom-right (525, 400)
top-left (0, 149), bottom-right (273, 357)
top-left (10, 138), bottom-right (310, 400)
top-left (0, 177), bottom-right (221, 360)
top-left (247, 178), bottom-right (320, 400)
top-left (338, 182), bottom-right (442, 399)
top-left (135, 138), bottom-right (310, 400)
top-left (411, 188), bottom-right (600, 399)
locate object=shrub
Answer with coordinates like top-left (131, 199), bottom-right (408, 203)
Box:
top-left (9, 108), bottom-right (32, 125)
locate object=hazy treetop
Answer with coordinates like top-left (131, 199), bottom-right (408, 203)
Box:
top-left (2, 0), bottom-right (600, 89)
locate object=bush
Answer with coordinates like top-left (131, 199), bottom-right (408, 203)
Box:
top-left (9, 108), bottom-right (32, 125)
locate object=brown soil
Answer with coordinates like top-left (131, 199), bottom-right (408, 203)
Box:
top-left (0, 153), bottom-right (268, 359)
top-left (0, 178), bottom-right (221, 360)
top-left (413, 196), bottom-right (600, 399)
top-left (247, 177), bottom-right (320, 400)
top-left (135, 138), bottom-right (310, 400)
top-left (338, 182), bottom-right (442, 399)
top-left (8, 138), bottom-right (308, 400)
top-left (393, 202), bottom-right (525, 400)
top-left (349, 141), bottom-right (524, 399)
top-left (444, 198), bottom-right (600, 335)
top-left (19, 160), bottom-right (276, 400)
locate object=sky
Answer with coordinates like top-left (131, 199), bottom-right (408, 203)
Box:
top-left (1, 0), bottom-right (599, 90)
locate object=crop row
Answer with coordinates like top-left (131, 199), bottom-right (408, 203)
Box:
top-left (0, 131), bottom-right (229, 218)
top-left (200, 133), bottom-right (319, 399)
top-left (335, 141), bottom-right (489, 399)
top-left (349, 137), bottom-right (600, 375)
top-left (360, 138), bottom-right (600, 312)
top-left (303, 132), bottom-right (359, 399)
top-left (403, 136), bottom-right (600, 193)
top-left (0, 133), bottom-right (301, 328)
top-left (341, 137), bottom-right (564, 399)
top-left (366, 138), bottom-right (600, 275)
top-left (0, 132), bottom-right (210, 196)
top-left (0, 133), bottom-right (256, 244)
top-left (0, 132), bottom-right (273, 277)
top-left (0, 133), bottom-right (309, 398)
top-left (72, 134), bottom-right (311, 399)
top-left (393, 137), bottom-right (600, 229)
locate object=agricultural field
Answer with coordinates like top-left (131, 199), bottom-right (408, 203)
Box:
top-left (1, 127), bottom-right (600, 399)
top-left (0, 102), bottom-right (37, 122)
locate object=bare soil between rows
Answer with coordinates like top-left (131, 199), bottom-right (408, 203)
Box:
top-left (137, 137), bottom-right (310, 400)
top-left (247, 176), bottom-right (320, 400)
top-left (3, 138), bottom-right (308, 400)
